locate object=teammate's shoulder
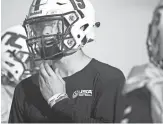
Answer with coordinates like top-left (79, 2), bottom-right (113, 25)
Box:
top-left (92, 58), bottom-right (125, 80)
top-left (127, 63), bottom-right (148, 78)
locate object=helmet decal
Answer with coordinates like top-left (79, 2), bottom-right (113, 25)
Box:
top-left (2, 32), bottom-right (26, 49)
top-left (70, 0), bottom-right (86, 10)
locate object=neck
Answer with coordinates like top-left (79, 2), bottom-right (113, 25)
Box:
top-left (52, 50), bottom-right (92, 77)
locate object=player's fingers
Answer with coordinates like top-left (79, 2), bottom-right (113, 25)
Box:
top-left (39, 74), bottom-right (45, 88)
top-left (146, 68), bottom-right (159, 78)
top-left (40, 63), bottom-right (49, 78)
top-left (55, 68), bottom-right (65, 84)
top-left (150, 78), bottom-right (163, 85)
top-left (44, 62), bottom-right (56, 77)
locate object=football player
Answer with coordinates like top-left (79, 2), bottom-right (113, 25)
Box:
top-left (1, 25), bottom-right (38, 122)
top-left (123, 0), bottom-right (163, 123)
top-left (9, 0), bottom-right (126, 123)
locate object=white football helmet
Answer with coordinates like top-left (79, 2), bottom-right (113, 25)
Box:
top-left (146, 0), bottom-right (163, 69)
top-left (1, 25), bottom-right (35, 83)
top-left (23, 0), bottom-right (99, 61)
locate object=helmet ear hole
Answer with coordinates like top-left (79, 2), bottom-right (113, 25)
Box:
top-left (81, 36), bottom-right (87, 45)
top-left (77, 35), bottom-right (80, 38)
top-left (8, 72), bottom-right (14, 79)
top-left (80, 24), bottom-right (89, 31)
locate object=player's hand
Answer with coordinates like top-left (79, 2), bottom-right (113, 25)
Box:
top-left (39, 62), bottom-right (66, 101)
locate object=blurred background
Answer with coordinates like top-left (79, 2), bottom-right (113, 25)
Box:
top-left (1, 0), bottom-right (160, 76)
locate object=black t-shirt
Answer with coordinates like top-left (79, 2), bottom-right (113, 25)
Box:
top-left (9, 58), bottom-right (126, 123)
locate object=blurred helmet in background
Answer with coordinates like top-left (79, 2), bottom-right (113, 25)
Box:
top-left (1, 25), bottom-right (37, 84)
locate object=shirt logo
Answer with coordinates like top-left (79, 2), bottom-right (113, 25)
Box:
top-left (72, 90), bottom-right (92, 99)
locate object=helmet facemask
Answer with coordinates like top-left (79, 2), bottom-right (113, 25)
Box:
top-left (23, 12), bottom-right (79, 61)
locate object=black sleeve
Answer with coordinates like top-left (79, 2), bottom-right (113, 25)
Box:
top-left (113, 74), bottom-right (126, 122)
top-left (52, 72), bottom-right (125, 123)
top-left (8, 84), bottom-right (25, 123)
top-left (123, 87), bottom-right (153, 123)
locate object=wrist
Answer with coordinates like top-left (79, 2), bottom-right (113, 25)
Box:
top-left (48, 93), bottom-right (68, 108)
